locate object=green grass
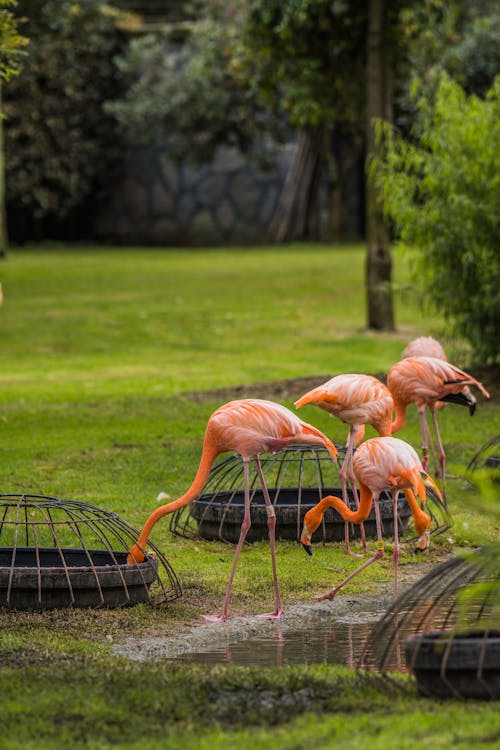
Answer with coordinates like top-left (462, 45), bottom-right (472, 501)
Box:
top-left (0, 243), bottom-right (498, 748)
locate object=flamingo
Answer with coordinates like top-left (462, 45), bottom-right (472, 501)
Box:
top-left (128, 398), bottom-right (339, 622)
top-left (387, 356), bottom-right (490, 492)
top-left (294, 374), bottom-right (393, 554)
top-left (300, 436), bottom-right (439, 601)
top-left (401, 336), bottom-right (475, 473)
top-left (402, 336), bottom-right (447, 360)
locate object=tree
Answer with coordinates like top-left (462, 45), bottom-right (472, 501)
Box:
top-left (0, 0), bottom-right (27, 257)
top-left (111, 0), bottom-right (497, 335)
top-left (374, 74), bottom-right (500, 363)
top-left (235, 0), bottom-right (367, 242)
top-left (4, 0), bottom-right (127, 242)
top-left (365, 0), bottom-right (395, 330)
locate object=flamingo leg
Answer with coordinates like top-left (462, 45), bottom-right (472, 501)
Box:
top-left (341, 426), bottom-right (366, 556)
top-left (313, 498), bottom-right (384, 602)
top-left (254, 457), bottom-right (284, 619)
top-left (392, 490), bottom-right (400, 600)
top-left (204, 459), bottom-right (252, 622)
top-left (418, 406), bottom-right (429, 472)
top-left (347, 460), bottom-right (368, 554)
top-left (430, 405), bottom-right (447, 503)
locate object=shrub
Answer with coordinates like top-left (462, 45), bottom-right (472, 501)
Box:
top-left (4, 1), bottom-right (127, 241)
top-left (375, 73), bottom-right (500, 363)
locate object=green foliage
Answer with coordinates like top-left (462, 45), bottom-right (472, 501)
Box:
top-left (397, 1), bottom-right (500, 130)
top-left (0, 0), bottom-right (27, 81)
top-left (374, 73), bottom-right (500, 363)
top-left (235, 0), bottom-right (368, 132)
top-left (109, 2), bottom-right (271, 164)
top-left (110, 0), bottom-right (374, 165)
top-left (4, 0), bottom-right (127, 230)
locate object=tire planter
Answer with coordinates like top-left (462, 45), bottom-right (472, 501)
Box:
top-left (190, 487), bottom-right (411, 543)
top-left (0, 547), bottom-right (159, 610)
top-left (404, 630), bottom-right (500, 699)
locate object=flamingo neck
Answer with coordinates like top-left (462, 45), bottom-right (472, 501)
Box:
top-left (391, 399), bottom-right (407, 434)
top-left (402, 489), bottom-right (430, 537)
top-left (308, 483), bottom-right (373, 529)
top-left (135, 438), bottom-right (219, 550)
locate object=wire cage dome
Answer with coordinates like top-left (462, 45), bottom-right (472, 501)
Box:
top-left (0, 494), bottom-right (182, 610)
top-left (357, 549), bottom-right (500, 699)
top-left (169, 444), bottom-right (449, 545)
top-left (467, 434), bottom-right (500, 477)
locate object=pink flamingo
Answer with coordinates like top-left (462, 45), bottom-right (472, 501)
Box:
top-left (294, 374), bottom-right (393, 554)
top-left (402, 336), bottom-right (447, 360)
top-left (401, 336), bottom-right (475, 472)
top-left (128, 398), bottom-right (339, 622)
top-left (387, 356), bottom-right (490, 491)
top-left (300, 436), bottom-right (439, 600)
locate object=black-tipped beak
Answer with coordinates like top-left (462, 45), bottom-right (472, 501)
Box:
top-left (440, 390), bottom-right (476, 415)
top-left (301, 542), bottom-right (313, 557)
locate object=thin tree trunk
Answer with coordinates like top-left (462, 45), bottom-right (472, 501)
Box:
top-left (268, 129), bottom-right (323, 243)
top-left (365, 0), bottom-right (394, 330)
top-left (0, 83), bottom-right (7, 258)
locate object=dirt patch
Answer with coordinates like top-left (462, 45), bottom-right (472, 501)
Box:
top-left (184, 366), bottom-right (499, 404)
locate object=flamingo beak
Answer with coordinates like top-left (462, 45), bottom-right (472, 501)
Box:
top-left (300, 526), bottom-right (313, 556)
top-left (420, 471), bottom-right (443, 502)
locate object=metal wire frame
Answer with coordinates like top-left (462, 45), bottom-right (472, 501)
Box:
top-left (169, 444), bottom-right (449, 544)
top-left (466, 434), bottom-right (500, 476)
top-left (0, 494), bottom-right (182, 610)
top-left (356, 549), bottom-right (500, 698)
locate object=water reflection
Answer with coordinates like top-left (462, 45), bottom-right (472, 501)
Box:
top-left (176, 617), bottom-right (380, 668)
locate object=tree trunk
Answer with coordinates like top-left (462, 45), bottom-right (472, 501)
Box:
top-left (268, 128), bottom-right (323, 243)
top-left (365, 0), bottom-right (394, 330)
top-left (0, 83), bottom-right (7, 259)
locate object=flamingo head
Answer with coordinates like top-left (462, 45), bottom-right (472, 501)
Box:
top-left (300, 505), bottom-right (324, 556)
top-left (415, 526), bottom-right (431, 553)
top-left (300, 521), bottom-right (313, 555)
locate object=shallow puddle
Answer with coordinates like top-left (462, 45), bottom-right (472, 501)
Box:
top-left (175, 618), bottom-right (376, 668)
top-left (170, 615), bottom-right (408, 669)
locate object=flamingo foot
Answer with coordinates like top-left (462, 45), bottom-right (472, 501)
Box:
top-left (312, 591), bottom-right (337, 602)
top-left (203, 613), bottom-right (228, 623)
top-left (344, 547), bottom-right (364, 559)
top-left (256, 608), bottom-right (284, 620)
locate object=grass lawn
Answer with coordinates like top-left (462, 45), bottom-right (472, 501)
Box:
top-left (0, 243), bottom-right (499, 748)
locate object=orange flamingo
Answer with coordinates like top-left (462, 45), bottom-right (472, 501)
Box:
top-left (128, 398), bottom-right (339, 622)
top-left (300, 436), bottom-right (439, 600)
top-left (387, 356), bottom-right (490, 490)
top-left (294, 374), bottom-right (393, 554)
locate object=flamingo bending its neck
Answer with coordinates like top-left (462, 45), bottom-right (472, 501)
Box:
top-left (128, 398), bottom-right (338, 622)
top-left (300, 436), bottom-right (439, 601)
top-left (295, 374), bottom-right (393, 555)
top-left (387, 356), bottom-right (489, 493)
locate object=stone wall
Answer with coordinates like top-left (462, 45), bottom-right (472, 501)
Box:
top-left (93, 141), bottom-right (296, 246)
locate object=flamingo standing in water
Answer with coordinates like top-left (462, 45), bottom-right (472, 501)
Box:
top-left (300, 436), bottom-right (439, 601)
top-left (387, 356), bottom-right (490, 492)
top-left (294, 374), bottom-right (393, 554)
top-left (128, 398), bottom-right (339, 622)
